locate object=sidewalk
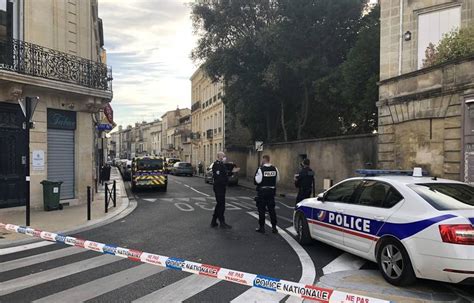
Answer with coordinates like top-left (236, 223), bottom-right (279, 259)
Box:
top-left (0, 167), bottom-right (133, 246)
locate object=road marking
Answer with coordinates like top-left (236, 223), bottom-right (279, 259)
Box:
top-left (0, 247), bottom-right (83, 273)
top-left (276, 200), bottom-right (295, 209)
top-left (0, 241), bottom-right (54, 256)
top-left (33, 264), bottom-right (165, 303)
top-left (239, 212), bottom-right (316, 303)
top-left (238, 196), bottom-right (253, 200)
top-left (177, 197), bottom-right (190, 202)
top-left (159, 198), bottom-right (174, 202)
top-left (192, 197), bottom-right (207, 202)
top-left (286, 226), bottom-right (297, 237)
top-left (231, 288), bottom-right (287, 303)
top-left (174, 202), bottom-right (195, 212)
top-left (228, 201), bottom-right (252, 210)
top-left (322, 253), bottom-right (365, 275)
top-left (133, 273), bottom-right (220, 302)
top-left (143, 198), bottom-right (157, 203)
top-left (184, 184), bottom-right (211, 197)
top-left (0, 254), bottom-right (120, 296)
top-left (226, 203), bottom-right (242, 210)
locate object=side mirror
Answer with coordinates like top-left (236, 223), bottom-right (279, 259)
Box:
top-left (316, 193), bottom-right (324, 202)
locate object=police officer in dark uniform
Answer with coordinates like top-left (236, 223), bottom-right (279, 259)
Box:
top-left (254, 155), bottom-right (279, 234)
top-left (210, 152), bottom-right (232, 229)
top-left (294, 158), bottom-right (315, 204)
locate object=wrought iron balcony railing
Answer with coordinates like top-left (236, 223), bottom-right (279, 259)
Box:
top-left (0, 38), bottom-right (112, 92)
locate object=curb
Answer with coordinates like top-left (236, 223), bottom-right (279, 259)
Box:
top-left (0, 178), bottom-right (137, 249)
top-left (317, 270), bottom-right (468, 303)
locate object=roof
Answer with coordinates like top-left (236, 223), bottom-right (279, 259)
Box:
top-left (133, 156), bottom-right (165, 160)
top-left (344, 175), bottom-right (464, 187)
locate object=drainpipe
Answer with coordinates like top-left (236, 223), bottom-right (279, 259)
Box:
top-left (398, 0), bottom-right (404, 75)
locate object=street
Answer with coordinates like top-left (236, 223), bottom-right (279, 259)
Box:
top-left (2, 175), bottom-right (473, 303)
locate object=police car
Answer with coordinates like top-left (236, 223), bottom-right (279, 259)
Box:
top-left (294, 168), bottom-right (474, 286)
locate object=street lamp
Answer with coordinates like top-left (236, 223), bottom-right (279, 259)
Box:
top-left (19, 96), bottom-right (39, 226)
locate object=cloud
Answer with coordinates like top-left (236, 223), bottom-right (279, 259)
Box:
top-left (99, 0), bottom-right (198, 127)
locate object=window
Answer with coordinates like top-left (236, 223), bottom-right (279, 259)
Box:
top-left (409, 183), bottom-right (474, 210)
top-left (356, 181), bottom-right (403, 208)
top-left (324, 180), bottom-right (362, 203)
top-left (418, 6), bottom-right (461, 69)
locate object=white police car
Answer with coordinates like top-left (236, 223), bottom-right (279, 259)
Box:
top-left (293, 168), bottom-right (474, 286)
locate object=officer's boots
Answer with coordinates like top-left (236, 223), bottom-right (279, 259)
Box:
top-left (255, 226), bottom-right (265, 233)
top-left (272, 225), bottom-right (278, 234)
top-left (210, 216), bottom-right (218, 228)
top-left (220, 220), bottom-right (232, 229)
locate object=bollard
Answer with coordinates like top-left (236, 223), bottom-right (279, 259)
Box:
top-left (113, 180), bottom-right (116, 208)
top-left (87, 186), bottom-right (91, 221)
top-left (105, 182), bottom-right (108, 213)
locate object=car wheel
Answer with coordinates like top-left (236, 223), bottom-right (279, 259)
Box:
top-left (295, 213), bottom-right (312, 245)
top-left (377, 238), bottom-right (416, 286)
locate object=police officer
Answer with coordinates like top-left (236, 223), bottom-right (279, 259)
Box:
top-left (210, 152), bottom-right (232, 229)
top-left (294, 158), bottom-right (315, 204)
top-left (254, 155), bottom-right (279, 234)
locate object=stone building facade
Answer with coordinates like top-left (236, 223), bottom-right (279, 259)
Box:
top-left (377, 0), bottom-right (474, 181)
top-left (190, 67), bottom-right (252, 169)
top-left (190, 67), bottom-right (225, 168)
top-left (0, 0), bottom-right (112, 209)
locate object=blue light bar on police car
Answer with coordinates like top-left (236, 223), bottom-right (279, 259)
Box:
top-left (355, 169), bottom-right (428, 177)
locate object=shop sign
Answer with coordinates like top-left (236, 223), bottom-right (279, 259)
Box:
top-left (47, 109), bottom-right (76, 130)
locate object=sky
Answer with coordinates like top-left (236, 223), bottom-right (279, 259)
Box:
top-left (98, 0), bottom-right (198, 127)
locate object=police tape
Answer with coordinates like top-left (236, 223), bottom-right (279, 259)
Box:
top-left (1, 223), bottom-right (391, 303)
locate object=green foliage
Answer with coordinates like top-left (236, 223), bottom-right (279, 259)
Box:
top-left (423, 25), bottom-right (474, 68)
top-left (191, 0), bottom-right (379, 142)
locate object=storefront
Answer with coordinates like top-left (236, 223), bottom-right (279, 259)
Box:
top-left (47, 109), bottom-right (76, 200)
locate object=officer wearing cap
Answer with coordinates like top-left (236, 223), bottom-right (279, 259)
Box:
top-left (294, 158), bottom-right (315, 204)
top-left (210, 151), bottom-right (232, 229)
top-left (254, 155), bottom-right (279, 234)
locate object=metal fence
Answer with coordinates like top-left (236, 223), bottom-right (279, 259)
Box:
top-left (0, 38), bottom-right (112, 91)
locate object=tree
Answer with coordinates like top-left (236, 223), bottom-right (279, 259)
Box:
top-left (338, 4), bottom-right (380, 134)
top-left (423, 25), bottom-right (474, 68)
top-left (191, 0), bottom-right (374, 142)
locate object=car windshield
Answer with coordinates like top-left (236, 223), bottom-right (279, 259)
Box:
top-left (408, 183), bottom-right (474, 210)
top-left (136, 159), bottom-right (164, 171)
top-left (179, 163), bottom-right (192, 167)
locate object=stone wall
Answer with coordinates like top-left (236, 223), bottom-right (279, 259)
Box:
top-left (227, 134), bottom-right (377, 192)
top-left (377, 57), bottom-right (474, 180)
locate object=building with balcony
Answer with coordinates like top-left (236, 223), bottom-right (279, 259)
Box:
top-left (161, 107), bottom-right (191, 158)
top-left (190, 67), bottom-right (225, 168)
top-left (190, 66), bottom-right (252, 169)
top-left (0, 0), bottom-right (112, 209)
top-left (377, 0), bottom-right (474, 182)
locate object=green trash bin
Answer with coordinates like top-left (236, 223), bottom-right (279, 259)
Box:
top-left (40, 180), bottom-right (63, 211)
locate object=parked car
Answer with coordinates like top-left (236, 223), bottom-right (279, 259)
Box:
top-left (122, 160), bottom-right (132, 181)
top-left (204, 162), bottom-right (239, 185)
top-left (119, 159), bottom-right (132, 181)
top-left (171, 162), bottom-right (194, 176)
top-left (294, 168), bottom-right (474, 286)
top-left (164, 158), bottom-right (181, 174)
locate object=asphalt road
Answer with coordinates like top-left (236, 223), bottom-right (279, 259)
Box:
top-left (1, 175), bottom-right (473, 302)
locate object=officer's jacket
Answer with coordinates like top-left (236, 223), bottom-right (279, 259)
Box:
top-left (255, 164), bottom-right (278, 188)
top-left (295, 167), bottom-right (315, 189)
top-left (212, 160), bottom-right (228, 185)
